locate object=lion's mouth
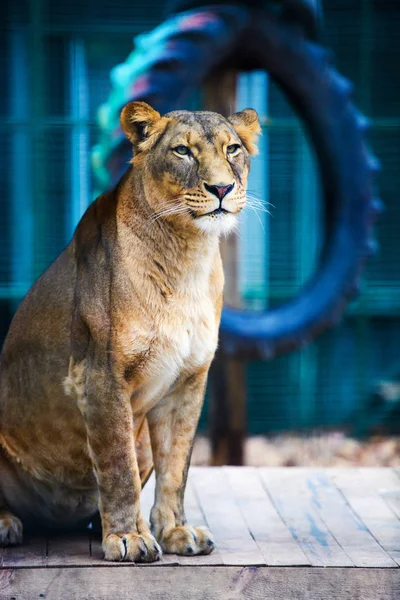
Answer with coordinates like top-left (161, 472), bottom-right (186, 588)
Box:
top-left (199, 208), bottom-right (231, 217)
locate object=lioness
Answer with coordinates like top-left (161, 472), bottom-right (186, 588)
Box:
top-left (0, 101), bottom-right (260, 561)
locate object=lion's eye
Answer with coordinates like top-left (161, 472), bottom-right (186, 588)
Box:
top-left (173, 145), bottom-right (190, 156)
top-left (227, 144), bottom-right (240, 155)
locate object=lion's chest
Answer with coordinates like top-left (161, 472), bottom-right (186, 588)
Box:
top-left (125, 296), bottom-right (218, 413)
top-left (157, 302), bottom-right (217, 371)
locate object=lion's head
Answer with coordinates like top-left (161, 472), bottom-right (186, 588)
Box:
top-left (120, 101), bottom-right (261, 236)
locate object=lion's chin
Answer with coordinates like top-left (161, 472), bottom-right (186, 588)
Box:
top-left (193, 212), bottom-right (238, 236)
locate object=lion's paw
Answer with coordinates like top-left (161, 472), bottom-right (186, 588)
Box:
top-left (103, 532), bottom-right (162, 563)
top-left (160, 525), bottom-right (215, 555)
top-left (0, 512), bottom-right (23, 547)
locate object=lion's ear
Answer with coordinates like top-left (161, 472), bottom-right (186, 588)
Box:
top-left (120, 101), bottom-right (169, 152)
top-left (228, 108), bottom-right (261, 155)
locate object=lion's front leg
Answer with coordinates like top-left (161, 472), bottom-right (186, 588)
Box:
top-left (82, 357), bottom-right (161, 563)
top-left (147, 365), bottom-right (215, 556)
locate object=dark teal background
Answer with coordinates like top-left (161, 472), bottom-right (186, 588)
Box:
top-left (1, 0), bottom-right (400, 434)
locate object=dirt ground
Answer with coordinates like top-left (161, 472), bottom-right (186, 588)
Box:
top-left (191, 433), bottom-right (400, 467)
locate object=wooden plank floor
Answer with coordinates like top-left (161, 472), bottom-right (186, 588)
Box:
top-left (1, 468), bottom-right (400, 599)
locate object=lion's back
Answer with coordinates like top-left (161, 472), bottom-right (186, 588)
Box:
top-left (1, 244), bottom-right (76, 366)
top-left (0, 244), bottom-right (77, 429)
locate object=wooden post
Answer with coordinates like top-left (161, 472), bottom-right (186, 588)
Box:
top-left (203, 69), bottom-right (247, 466)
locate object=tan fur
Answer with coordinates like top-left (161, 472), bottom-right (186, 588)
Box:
top-left (227, 108), bottom-right (261, 155)
top-left (0, 102), bottom-right (259, 561)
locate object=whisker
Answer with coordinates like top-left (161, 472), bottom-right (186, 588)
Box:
top-left (246, 204), bottom-right (266, 234)
top-left (245, 203), bottom-right (272, 217)
top-left (246, 194), bottom-right (275, 209)
top-left (150, 202), bottom-right (189, 223)
top-left (153, 206), bottom-right (188, 217)
top-left (246, 190), bottom-right (275, 206)
top-left (151, 212), bottom-right (187, 223)
top-left (245, 196), bottom-right (274, 217)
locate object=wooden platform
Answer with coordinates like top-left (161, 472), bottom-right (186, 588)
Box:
top-left (1, 468), bottom-right (400, 599)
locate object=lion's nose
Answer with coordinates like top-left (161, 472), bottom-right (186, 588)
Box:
top-left (204, 183), bottom-right (234, 200)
